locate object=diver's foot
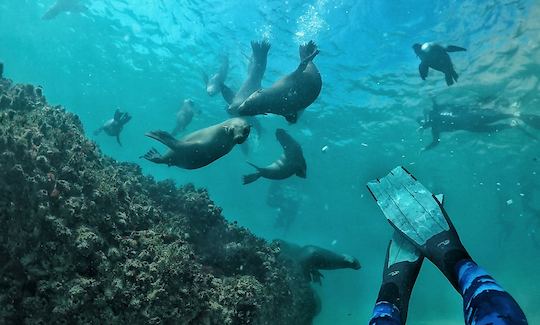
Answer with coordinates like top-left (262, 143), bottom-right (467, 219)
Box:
top-left (367, 166), bottom-right (471, 290)
top-left (373, 232), bottom-right (423, 324)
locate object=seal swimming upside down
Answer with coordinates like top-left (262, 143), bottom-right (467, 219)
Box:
top-left (94, 109), bottom-right (132, 146)
top-left (412, 42), bottom-right (466, 86)
top-left (203, 56), bottom-right (229, 97)
top-left (242, 128), bottom-right (306, 184)
top-left (171, 99), bottom-right (196, 137)
top-left (141, 117), bottom-right (250, 169)
top-left (221, 40), bottom-right (271, 114)
top-left (237, 41), bottom-right (322, 123)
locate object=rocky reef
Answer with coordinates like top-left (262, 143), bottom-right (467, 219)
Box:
top-left (0, 77), bottom-right (318, 324)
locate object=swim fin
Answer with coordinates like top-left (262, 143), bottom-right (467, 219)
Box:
top-left (377, 232), bottom-right (423, 324)
top-left (367, 166), bottom-right (470, 290)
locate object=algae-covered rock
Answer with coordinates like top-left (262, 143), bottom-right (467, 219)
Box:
top-left (0, 77), bottom-right (318, 324)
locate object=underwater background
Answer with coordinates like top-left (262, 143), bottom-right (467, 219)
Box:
top-left (1, 0), bottom-right (539, 324)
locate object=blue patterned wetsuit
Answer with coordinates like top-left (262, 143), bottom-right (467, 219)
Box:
top-left (369, 259), bottom-right (528, 325)
top-left (457, 260), bottom-right (527, 325)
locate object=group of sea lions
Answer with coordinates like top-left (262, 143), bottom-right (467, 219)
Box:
top-left (95, 39), bottom-right (320, 184)
top-left (413, 41), bottom-right (540, 149)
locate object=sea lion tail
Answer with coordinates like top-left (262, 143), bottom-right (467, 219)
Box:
top-left (299, 41), bottom-right (318, 61)
top-left (242, 162), bottom-right (261, 185)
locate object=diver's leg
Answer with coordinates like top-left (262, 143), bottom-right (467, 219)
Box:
top-left (369, 233), bottom-right (423, 325)
top-left (367, 166), bottom-right (528, 324)
top-left (456, 260), bottom-right (527, 324)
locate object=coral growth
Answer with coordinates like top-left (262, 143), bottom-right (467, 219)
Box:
top-left (0, 77), bottom-right (318, 324)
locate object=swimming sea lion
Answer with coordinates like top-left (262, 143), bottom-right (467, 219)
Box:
top-left (242, 128), bottom-right (306, 184)
top-left (222, 40), bottom-right (271, 114)
top-left (412, 42), bottom-right (466, 86)
top-left (0, 62), bottom-right (3, 78)
top-left (276, 240), bottom-right (361, 285)
top-left (141, 117), bottom-right (250, 169)
top-left (203, 56), bottom-right (229, 96)
top-left (171, 99), bottom-right (195, 137)
top-left (94, 109), bottom-right (131, 146)
top-left (42, 0), bottom-right (87, 20)
top-left (237, 41), bottom-right (322, 123)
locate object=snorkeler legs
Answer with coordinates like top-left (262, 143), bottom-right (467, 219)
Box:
top-left (367, 166), bottom-right (528, 324)
top-left (369, 233), bottom-right (423, 325)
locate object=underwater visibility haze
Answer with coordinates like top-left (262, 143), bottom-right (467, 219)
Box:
top-left (1, 0), bottom-right (540, 324)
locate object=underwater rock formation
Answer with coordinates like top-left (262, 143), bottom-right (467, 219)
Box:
top-left (0, 77), bottom-right (318, 324)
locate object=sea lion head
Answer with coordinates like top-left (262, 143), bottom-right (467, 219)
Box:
top-left (412, 43), bottom-right (423, 57)
top-left (237, 89), bottom-right (265, 116)
top-left (342, 254), bottom-right (361, 270)
top-left (206, 83), bottom-right (220, 96)
top-left (227, 118), bottom-right (251, 144)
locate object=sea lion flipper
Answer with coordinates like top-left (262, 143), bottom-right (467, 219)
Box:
top-left (251, 40), bottom-right (271, 61)
top-left (242, 162), bottom-right (261, 185)
top-left (418, 62), bottom-right (429, 80)
top-left (140, 147), bottom-right (164, 163)
top-left (295, 50), bottom-right (320, 76)
top-left (221, 83), bottom-right (235, 105)
top-left (445, 45), bottom-right (466, 52)
top-left (299, 40), bottom-right (318, 60)
top-left (116, 135), bottom-right (122, 146)
top-left (145, 130), bottom-right (178, 149)
top-left (444, 73), bottom-right (454, 86)
top-left (285, 113), bottom-right (298, 124)
top-left (113, 109), bottom-right (121, 121)
top-left (93, 127), bottom-right (103, 136)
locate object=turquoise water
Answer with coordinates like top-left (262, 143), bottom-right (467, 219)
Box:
top-left (1, 0), bottom-right (540, 323)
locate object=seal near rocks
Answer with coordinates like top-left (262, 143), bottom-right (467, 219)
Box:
top-left (237, 41), bottom-right (322, 123)
top-left (141, 117), bottom-right (250, 169)
top-left (412, 42), bottom-right (466, 86)
top-left (242, 128), bottom-right (306, 184)
top-left (276, 240), bottom-right (361, 284)
top-left (42, 0), bottom-right (87, 20)
top-left (171, 99), bottom-right (196, 137)
top-left (203, 56), bottom-right (229, 97)
top-left (94, 109), bottom-right (132, 146)
top-left (221, 40), bottom-right (271, 114)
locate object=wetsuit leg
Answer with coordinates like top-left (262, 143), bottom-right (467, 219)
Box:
top-left (456, 259), bottom-right (528, 325)
top-left (369, 234), bottom-right (423, 325)
top-left (369, 301), bottom-right (401, 325)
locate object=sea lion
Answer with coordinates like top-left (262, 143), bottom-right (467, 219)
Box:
top-left (141, 117), bottom-right (250, 169)
top-left (42, 0), bottom-right (87, 20)
top-left (171, 99), bottom-right (195, 137)
top-left (242, 128), bottom-right (306, 184)
top-left (412, 42), bottom-right (466, 86)
top-left (222, 40), bottom-right (271, 114)
top-left (276, 240), bottom-right (361, 285)
top-left (94, 109), bottom-right (131, 146)
top-left (0, 62), bottom-right (3, 79)
top-left (418, 98), bottom-right (539, 150)
top-left (237, 41), bottom-right (322, 123)
top-left (203, 56), bottom-right (229, 97)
